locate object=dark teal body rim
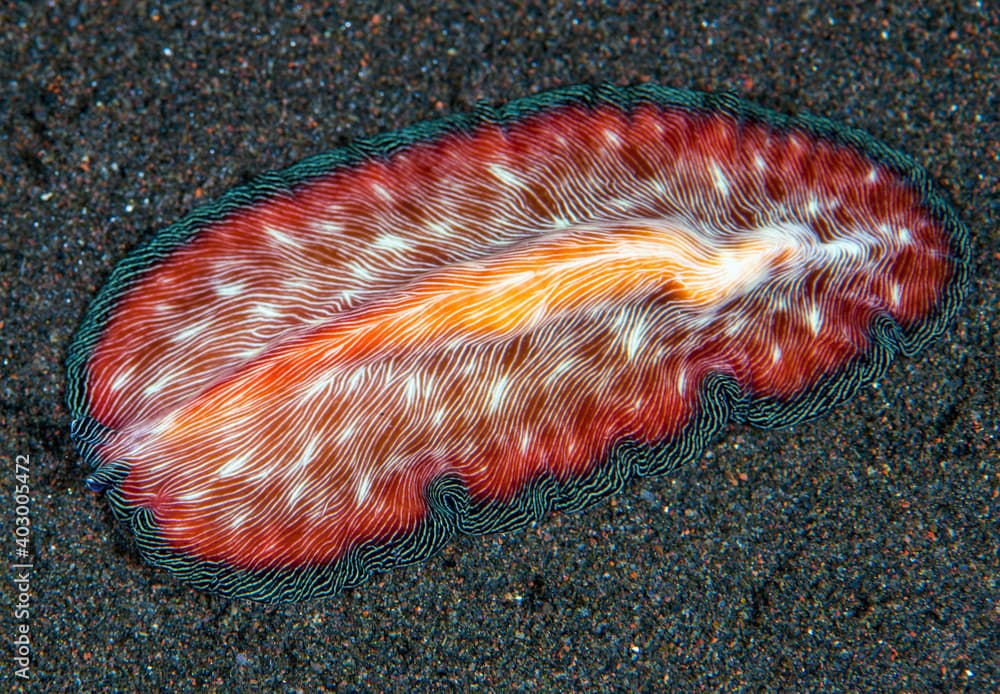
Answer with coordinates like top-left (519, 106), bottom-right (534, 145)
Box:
top-left (65, 83), bottom-right (970, 601)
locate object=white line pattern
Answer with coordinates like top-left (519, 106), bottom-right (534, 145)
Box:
top-left (81, 102), bottom-right (954, 573)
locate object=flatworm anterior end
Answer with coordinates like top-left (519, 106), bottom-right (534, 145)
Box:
top-left (66, 83), bottom-right (969, 602)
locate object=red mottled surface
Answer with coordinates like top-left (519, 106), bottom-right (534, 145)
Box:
top-left (81, 103), bottom-right (953, 570)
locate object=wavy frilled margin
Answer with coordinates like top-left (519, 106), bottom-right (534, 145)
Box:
top-left (66, 83), bottom-right (969, 602)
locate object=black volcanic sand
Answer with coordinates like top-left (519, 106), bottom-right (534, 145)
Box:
top-left (2, 3), bottom-right (997, 691)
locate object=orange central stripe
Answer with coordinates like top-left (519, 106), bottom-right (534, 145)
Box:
top-left (152, 217), bottom-right (796, 442)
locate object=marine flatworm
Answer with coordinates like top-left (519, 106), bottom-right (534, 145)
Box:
top-left (67, 84), bottom-right (968, 601)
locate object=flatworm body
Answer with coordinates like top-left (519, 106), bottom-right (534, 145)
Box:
top-left (66, 84), bottom-right (968, 601)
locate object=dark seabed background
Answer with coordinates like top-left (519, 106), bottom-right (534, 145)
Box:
top-left (2, 2), bottom-right (997, 692)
